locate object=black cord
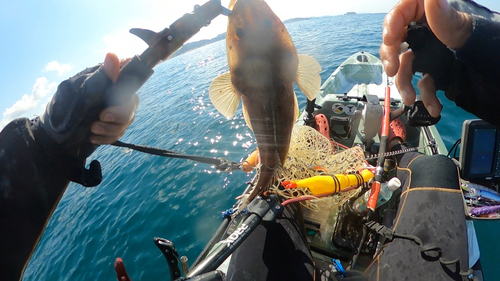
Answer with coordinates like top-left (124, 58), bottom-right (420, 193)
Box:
top-left (446, 138), bottom-right (461, 158)
top-left (111, 140), bottom-right (241, 171)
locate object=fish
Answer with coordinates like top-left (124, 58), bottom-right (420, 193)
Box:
top-left (209, 0), bottom-right (321, 205)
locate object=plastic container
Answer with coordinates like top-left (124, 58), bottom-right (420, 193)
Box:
top-left (351, 177), bottom-right (401, 214)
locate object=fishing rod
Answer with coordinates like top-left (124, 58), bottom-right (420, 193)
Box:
top-left (349, 78), bottom-right (392, 270)
top-left (366, 77), bottom-right (392, 217)
top-left (98, 1), bottom-right (239, 172)
top-left (103, 0), bottom-right (230, 108)
top-left (186, 194), bottom-right (283, 277)
top-left (77, 0), bottom-right (230, 145)
top-left (46, 0), bottom-right (231, 188)
top-left (70, 0), bottom-right (230, 157)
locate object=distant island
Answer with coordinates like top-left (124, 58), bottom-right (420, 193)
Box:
top-left (283, 17), bottom-right (310, 24)
top-left (171, 32), bottom-right (227, 58)
top-left (171, 17), bottom-right (312, 58)
top-left (170, 15), bottom-right (350, 58)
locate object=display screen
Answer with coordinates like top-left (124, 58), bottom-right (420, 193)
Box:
top-left (469, 128), bottom-right (496, 175)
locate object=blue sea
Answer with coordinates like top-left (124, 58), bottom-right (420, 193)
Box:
top-left (23, 13), bottom-right (477, 280)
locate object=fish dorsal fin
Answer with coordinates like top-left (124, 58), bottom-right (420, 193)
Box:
top-left (228, 0), bottom-right (238, 10)
top-left (296, 54), bottom-right (322, 101)
top-left (209, 73), bottom-right (241, 117)
top-left (242, 104), bottom-right (253, 131)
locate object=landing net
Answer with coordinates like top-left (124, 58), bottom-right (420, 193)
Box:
top-left (270, 125), bottom-right (366, 211)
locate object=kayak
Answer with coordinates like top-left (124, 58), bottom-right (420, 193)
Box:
top-left (143, 52), bottom-right (492, 280)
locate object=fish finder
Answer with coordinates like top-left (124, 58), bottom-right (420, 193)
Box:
top-left (459, 119), bottom-right (500, 183)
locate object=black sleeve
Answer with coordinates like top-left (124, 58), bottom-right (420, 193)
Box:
top-left (455, 14), bottom-right (500, 77)
top-left (448, 13), bottom-right (500, 127)
top-left (0, 64), bottom-right (108, 279)
top-left (0, 118), bottom-right (74, 280)
top-left (407, 0), bottom-right (500, 127)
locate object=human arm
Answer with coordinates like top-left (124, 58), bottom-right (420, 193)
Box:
top-left (0, 53), bottom-right (139, 280)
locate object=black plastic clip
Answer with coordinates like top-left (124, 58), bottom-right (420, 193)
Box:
top-left (405, 100), bottom-right (441, 127)
top-left (154, 237), bottom-right (182, 280)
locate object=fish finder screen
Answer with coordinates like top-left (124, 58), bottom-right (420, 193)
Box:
top-left (470, 128), bottom-right (496, 175)
top-left (460, 119), bottom-right (500, 183)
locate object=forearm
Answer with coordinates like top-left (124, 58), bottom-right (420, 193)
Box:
top-left (451, 11), bottom-right (500, 126)
top-left (455, 12), bottom-right (500, 78)
top-left (0, 52), bottom-right (136, 280)
top-left (0, 118), bottom-right (73, 280)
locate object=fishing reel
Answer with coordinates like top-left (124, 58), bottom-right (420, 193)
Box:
top-left (332, 178), bottom-right (402, 263)
top-left (332, 201), bottom-right (378, 257)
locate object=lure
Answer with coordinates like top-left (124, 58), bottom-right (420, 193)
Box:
top-left (462, 182), bottom-right (500, 202)
top-left (469, 205), bottom-right (500, 216)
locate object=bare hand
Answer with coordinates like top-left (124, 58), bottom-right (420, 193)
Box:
top-left (89, 53), bottom-right (139, 144)
top-left (380, 0), bottom-right (472, 117)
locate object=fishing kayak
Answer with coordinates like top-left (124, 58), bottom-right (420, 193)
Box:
top-left (141, 52), bottom-right (496, 280)
top-left (184, 51), bottom-right (456, 278)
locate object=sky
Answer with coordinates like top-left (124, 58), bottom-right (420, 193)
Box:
top-left (1, 0), bottom-right (499, 129)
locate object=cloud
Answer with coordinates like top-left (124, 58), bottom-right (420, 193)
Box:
top-left (44, 61), bottom-right (72, 76)
top-left (0, 77), bottom-right (57, 129)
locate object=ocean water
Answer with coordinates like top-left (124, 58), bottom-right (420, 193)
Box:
top-left (23, 13), bottom-right (477, 280)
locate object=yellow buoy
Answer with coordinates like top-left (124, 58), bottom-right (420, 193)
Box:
top-left (282, 169), bottom-right (374, 195)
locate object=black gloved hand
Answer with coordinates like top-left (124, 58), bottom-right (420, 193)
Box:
top-left (33, 53), bottom-right (148, 186)
top-left (405, 22), bottom-right (462, 94)
top-left (40, 63), bottom-right (113, 159)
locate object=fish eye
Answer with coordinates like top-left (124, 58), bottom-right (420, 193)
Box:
top-left (235, 28), bottom-right (245, 39)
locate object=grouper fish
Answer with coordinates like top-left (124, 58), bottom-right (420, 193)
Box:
top-left (209, 0), bottom-right (321, 205)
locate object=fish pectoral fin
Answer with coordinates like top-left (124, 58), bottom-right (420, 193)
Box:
top-left (209, 73), bottom-right (241, 118)
top-left (296, 54), bottom-right (322, 101)
top-left (242, 104), bottom-right (253, 131)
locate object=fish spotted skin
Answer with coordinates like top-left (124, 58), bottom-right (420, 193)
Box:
top-left (210, 0), bottom-right (321, 205)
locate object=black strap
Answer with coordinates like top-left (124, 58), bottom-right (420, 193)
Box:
top-left (365, 221), bottom-right (473, 280)
top-left (366, 221), bottom-right (443, 259)
top-left (111, 140), bottom-right (241, 172)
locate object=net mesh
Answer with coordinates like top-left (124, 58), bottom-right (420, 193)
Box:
top-left (269, 125), bottom-right (366, 211)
